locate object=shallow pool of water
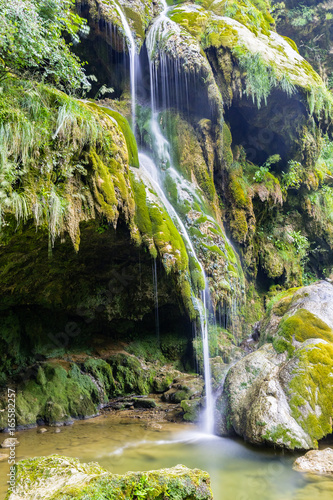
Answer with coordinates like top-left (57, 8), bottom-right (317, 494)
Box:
top-left (0, 414), bottom-right (332, 499)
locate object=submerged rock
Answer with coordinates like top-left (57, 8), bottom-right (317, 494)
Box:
top-left (1, 438), bottom-right (19, 449)
top-left (218, 281), bottom-right (333, 450)
top-left (4, 455), bottom-right (213, 500)
top-left (37, 428), bottom-right (48, 434)
top-left (294, 448), bottom-right (333, 476)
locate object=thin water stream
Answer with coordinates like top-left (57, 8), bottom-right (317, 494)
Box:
top-left (116, 4), bottom-right (137, 131)
top-left (1, 415), bottom-right (332, 500)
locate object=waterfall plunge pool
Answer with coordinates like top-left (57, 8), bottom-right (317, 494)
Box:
top-left (1, 413), bottom-right (332, 499)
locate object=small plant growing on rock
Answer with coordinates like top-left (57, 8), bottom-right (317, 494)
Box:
top-left (253, 154), bottom-right (281, 183)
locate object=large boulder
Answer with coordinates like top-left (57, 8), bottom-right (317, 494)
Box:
top-left (217, 281), bottom-right (333, 450)
top-left (5, 455), bottom-right (213, 500)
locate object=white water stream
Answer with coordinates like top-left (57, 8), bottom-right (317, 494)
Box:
top-left (117, 0), bottom-right (215, 434)
top-left (116, 3), bottom-right (137, 132)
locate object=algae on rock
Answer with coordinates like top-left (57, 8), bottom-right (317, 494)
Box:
top-left (5, 455), bottom-right (213, 500)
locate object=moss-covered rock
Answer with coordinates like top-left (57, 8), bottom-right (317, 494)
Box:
top-left (5, 455), bottom-right (213, 500)
top-left (218, 281), bottom-right (333, 449)
top-left (0, 361), bottom-right (103, 430)
top-left (181, 398), bottom-right (202, 422)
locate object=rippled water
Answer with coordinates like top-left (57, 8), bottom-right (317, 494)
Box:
top-left (0, 414), bottom-right (332, 499)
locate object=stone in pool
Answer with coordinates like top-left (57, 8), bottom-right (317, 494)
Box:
top-left (133, 398), bottom-right (157, 408)
top-left (4, 455), bottom-right (213, 499)
top-left (1, 438), bottom-right (19, 448)
top-left (294, 448), bottom-right (333, 475)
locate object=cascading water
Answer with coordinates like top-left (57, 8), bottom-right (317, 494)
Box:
top-left (117, 0), bottom-right (215, 433)
top-left (116, 4), bottom-right (137, 131)
top-left (139, 153), bottom-right (215, 434)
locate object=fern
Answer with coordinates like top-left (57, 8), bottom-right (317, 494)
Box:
top-left (11, 191), bottom-right (29, 225)
top-left (233, 49), bottom-right (273, 108)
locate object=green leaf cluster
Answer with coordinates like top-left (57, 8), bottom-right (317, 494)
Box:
top-left (0, 0), bottom-right (90, 92)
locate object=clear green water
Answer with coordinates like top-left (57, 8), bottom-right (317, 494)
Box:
top-left (0, 414), bottom-right (332, 499)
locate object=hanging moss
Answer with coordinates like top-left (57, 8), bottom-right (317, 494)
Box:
top-left (87, 103), bottom-right (140, 167)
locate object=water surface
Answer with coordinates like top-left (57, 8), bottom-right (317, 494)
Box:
top-left (0, 414), bottom-right (332, 499)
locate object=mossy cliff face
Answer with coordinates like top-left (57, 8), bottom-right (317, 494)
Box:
top-left (88, 0), bottom-right (333, 290)
top-left (218, 281), bottom-right (333, 450)
top-left (0, 78), bottom-right (205, 384)
top-left (5, 455), bottom-right (213, 500)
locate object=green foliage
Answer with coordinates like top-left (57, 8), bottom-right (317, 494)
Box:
top-left (0, 0), bottom-right (90, 92)
top-left (253, 154), bottom-right (281, 182)
top-left (288, 5), bottom-right (316, 27)
top-left (281, 160), bottom-right (303, 193)
top-left (289, 230), bottom-right (309, 256)
top-left (307, 85), bottom-right (333, 119)
top-left (132, 475), bottom-right (157, 499)
top-left (0, 78), bottom-right (136, 251)
top-left (233, 49), bottom-right (273, 108)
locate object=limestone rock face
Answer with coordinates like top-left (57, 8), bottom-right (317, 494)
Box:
top-left (217, 281), bottom-right (333, 450)
top-left (294, 448), bottom-right (333, 476)
top-left (5, 455), bottom-right (213, 500)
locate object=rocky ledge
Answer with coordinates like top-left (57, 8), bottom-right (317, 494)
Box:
top-left (5, 455), bottom-right (213, 500)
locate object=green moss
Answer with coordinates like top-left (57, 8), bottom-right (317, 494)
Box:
top-left (288, 342), bottom-right (333, 447)
top-left (161, 111), bottom-right (216, 202)
top-left (229, 172), bottom-right (250, 209)
top-left (273, 337), bottom-right (295, 356)
top-left (230, 208), bottom-right (248, 243)
top-left (90, 150), bottom-right (117, 221)
top-left (6, 455), bottom-right (213, 500)
top-left (181, 398), bottom-right (201, 422)
top-left (278, 309), bottom-right (333, 345)
top-left (262, 424), bottom-right (303, 450)
top-left (83, 358), bottom-right (116, 400)
top-left (130, 175), bottom-right (153, 239)
top-left (107, 353), bottom-right (156, 396)
top-left (282, 36), bottom-right (299, 54)
top-left (222, 122), bottom-right (233, 169)
top-left (89, 104), bottom-right (139, 168)
top-left (8, 361), bottom-right (102, 428)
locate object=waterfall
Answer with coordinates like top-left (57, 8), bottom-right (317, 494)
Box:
top-left (117, 0), bottom-right (215, 433)
top-left (116, 4), bottom-right (137, 131)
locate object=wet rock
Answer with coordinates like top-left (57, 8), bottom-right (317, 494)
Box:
top-left (294, 448), bottom-right (333, 475)
top-left (181, 398), bottom-right (202, 423)
top-left (37, 428), bottom-right (48, 434)
top-left (1, 438), bottom-right (19, 448)
top-left (133, 398), bottom-right (157, 409)
top-left (0, 453), bottom-right (8, 461)
top-left (5, 455), bottom-right (213, 500)
top-left (54, 428), bottom-right (61, 434)
top-left (162, 374), bottom-right (204, 404)
top-left (219, 282), bottom-right (333, 450)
